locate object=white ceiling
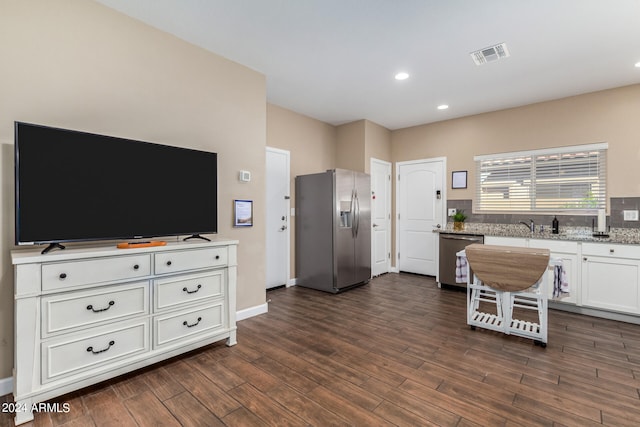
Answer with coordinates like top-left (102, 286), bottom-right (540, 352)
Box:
top-left (95, 0), bottom-right (640, 130)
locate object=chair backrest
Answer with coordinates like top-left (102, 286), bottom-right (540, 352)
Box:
top-left (465, 243), bottom-right (550, 291)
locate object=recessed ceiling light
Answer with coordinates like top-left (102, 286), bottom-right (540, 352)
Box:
top-left (437, 104), bottom-right (449, 110)
top-left (395, 72), bottom-right (409, 80)
top-left (635, 61), bottom-right (640, 68)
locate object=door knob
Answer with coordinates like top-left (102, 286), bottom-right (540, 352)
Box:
top-left (373, 224), bottom-right (379, 228)
top-left (280, 225), bottom-right (287, 231)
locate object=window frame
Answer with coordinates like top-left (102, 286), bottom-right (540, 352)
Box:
top-left (474, 143), bottom-right (608, 215)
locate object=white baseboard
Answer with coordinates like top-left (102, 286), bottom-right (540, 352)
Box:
top-left (236, 302), bottom-right (268, 321)
top-left (287, 277), bottom-right (297, 287)
top-left (0, 376), bottom-right (12, 396)
top-left (390, 267), bottom-right (400, 273)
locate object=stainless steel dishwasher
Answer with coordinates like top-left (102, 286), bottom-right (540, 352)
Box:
top-left (438, 233), bottom-right (484, 288)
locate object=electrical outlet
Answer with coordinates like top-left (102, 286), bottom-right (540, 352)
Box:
top-left (623, 210), bottom-right (639, 221)
top-left (448, 208), bottom-right (457, 216)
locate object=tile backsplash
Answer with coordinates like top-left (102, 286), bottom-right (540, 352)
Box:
top-left (447, 197), bottom-right (640, 230)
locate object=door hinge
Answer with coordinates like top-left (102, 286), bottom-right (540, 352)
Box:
top-left (388, 252), bottom-right (391, 259)
top-left (398, 174), bottom-right (400, 181)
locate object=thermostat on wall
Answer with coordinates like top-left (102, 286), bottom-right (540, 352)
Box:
top-left (239, 170), bottom-right (251, 182)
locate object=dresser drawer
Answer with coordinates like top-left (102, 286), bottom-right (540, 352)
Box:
top-left (42, 255), bottom-right (151, 291)
top-left (154, 247), bottom-right (227, 275)
top-left (153, 303), bottom-right (224, 348)
top-left (42, 282), bottom-right (149, 337)
top-left (42, 320), bottom-right (149, 383)
top-left (154, 271), bottom-right (224, 312)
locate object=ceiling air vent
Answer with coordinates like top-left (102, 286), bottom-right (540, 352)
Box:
top-left (470, 43), bottom-right (510, 65)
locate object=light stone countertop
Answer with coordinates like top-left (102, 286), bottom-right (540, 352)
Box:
top-left (439, 223), bottom-right (640, 245)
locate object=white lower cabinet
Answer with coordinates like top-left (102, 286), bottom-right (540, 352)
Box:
top-left (581, 243), bottom-right (640, 314)
top-left (484, 236), bottom-right (640, 314)
top-left (11, 240), bottom-right (238, 425)
top-left (484, 236), bottom-right (579, 305)
top-left (483, 236), bottom-right (527, 247)
top-left (529, 239), bottom-right (579, 305)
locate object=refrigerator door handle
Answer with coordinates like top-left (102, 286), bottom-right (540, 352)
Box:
top-left (354, 189), bottom-right (360, 238)
top-left (350, 189), bottom-right (356, 238)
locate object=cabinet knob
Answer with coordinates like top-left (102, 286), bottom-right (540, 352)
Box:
top-left (166, 261), bottom-right (172, 266)
top-left (609, 249), bottom-right (615, 253)
top-left (215, 255), bottom-right (220, 260)
top-left (133, 264), bottom-right (139, 270)
top-left (583, 257), bottom-right (588, 261)
top-left (59, 273), bottom-right (67, 280)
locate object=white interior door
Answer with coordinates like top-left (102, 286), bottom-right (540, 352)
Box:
top-left (370, 158), bottom-right (391, 277)
top-left (396, 158), bottom-right (445, 276)
top-left (266, 147), bottom-right (290, 289)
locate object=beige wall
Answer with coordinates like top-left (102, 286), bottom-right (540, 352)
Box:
top-left (266, 104), bottom-right (337, 277)
top-left (0, 0), bottom-right (267, 378)
top-left (2, 0), bottom-right (636, 385)
top-left (336, 120), bottom-right (366, 172)
top-left (392, 84), bottom-right (640, 202)
top-left (364, 120), bottom-right (392, 173)
top-left (389, 84), bottom-right (640, 267)
top-left (335, 119), bottom-right (392, 173)
top-left (266, 111), bottom-right (392, 277)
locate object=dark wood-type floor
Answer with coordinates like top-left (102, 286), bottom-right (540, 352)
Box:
top-left (2, 273), bottom-right (640, 426)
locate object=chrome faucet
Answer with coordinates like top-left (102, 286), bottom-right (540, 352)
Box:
top-left (519, 219), bottom-right (535, 232)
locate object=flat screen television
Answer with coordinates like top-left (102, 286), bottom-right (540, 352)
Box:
top-left (15, 122), bottom-right (217, 252)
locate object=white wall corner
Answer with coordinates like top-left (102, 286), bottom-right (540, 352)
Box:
top-left (0, 376), bottom-right (12, 397)
top-left (236, 302), bottom-right (268, 321)
top-left (287, 277), bottom-right (297, 287)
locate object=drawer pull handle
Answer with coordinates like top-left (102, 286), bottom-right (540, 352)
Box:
top-left (166, 261), bottom-right (172, 266)
top-left (133, 264), bottom-right (140, 270)
top-left (183, 317), bottom-right (202, 328)
top-left (610, 249), bottom-right (615, 253)
top-left (59, 273), bottom-right (67, 280)
top-left (87, 301), bottom-right (115, 313)
top-left (87, 340), bottom-right (115, 355)
top-left (183, 284), bottom-right (202, 294)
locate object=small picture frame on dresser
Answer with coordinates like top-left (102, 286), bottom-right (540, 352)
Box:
top-left (452, 171), bottom-right (467, 189)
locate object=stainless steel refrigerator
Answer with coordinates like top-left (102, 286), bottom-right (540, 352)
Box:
top-left (295, 169), bottom-right (371, 293)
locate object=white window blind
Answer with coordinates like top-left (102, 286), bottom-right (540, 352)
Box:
top-left (475, 143), bottom-right (607, 213)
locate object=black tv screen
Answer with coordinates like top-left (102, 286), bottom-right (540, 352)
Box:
top-left (15, 122), bottom-right (217, 246)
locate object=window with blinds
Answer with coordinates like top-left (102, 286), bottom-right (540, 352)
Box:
top-left (474, 143), bottom-right (607, 213)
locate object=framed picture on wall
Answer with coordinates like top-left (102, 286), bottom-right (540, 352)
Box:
top-left (234, 199), bottom-right (253, 227)
top-left (452, 171), bottom-right (467, 189)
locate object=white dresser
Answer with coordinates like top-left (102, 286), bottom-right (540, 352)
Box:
top-left (11, 239), bottom-right (238, 425)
